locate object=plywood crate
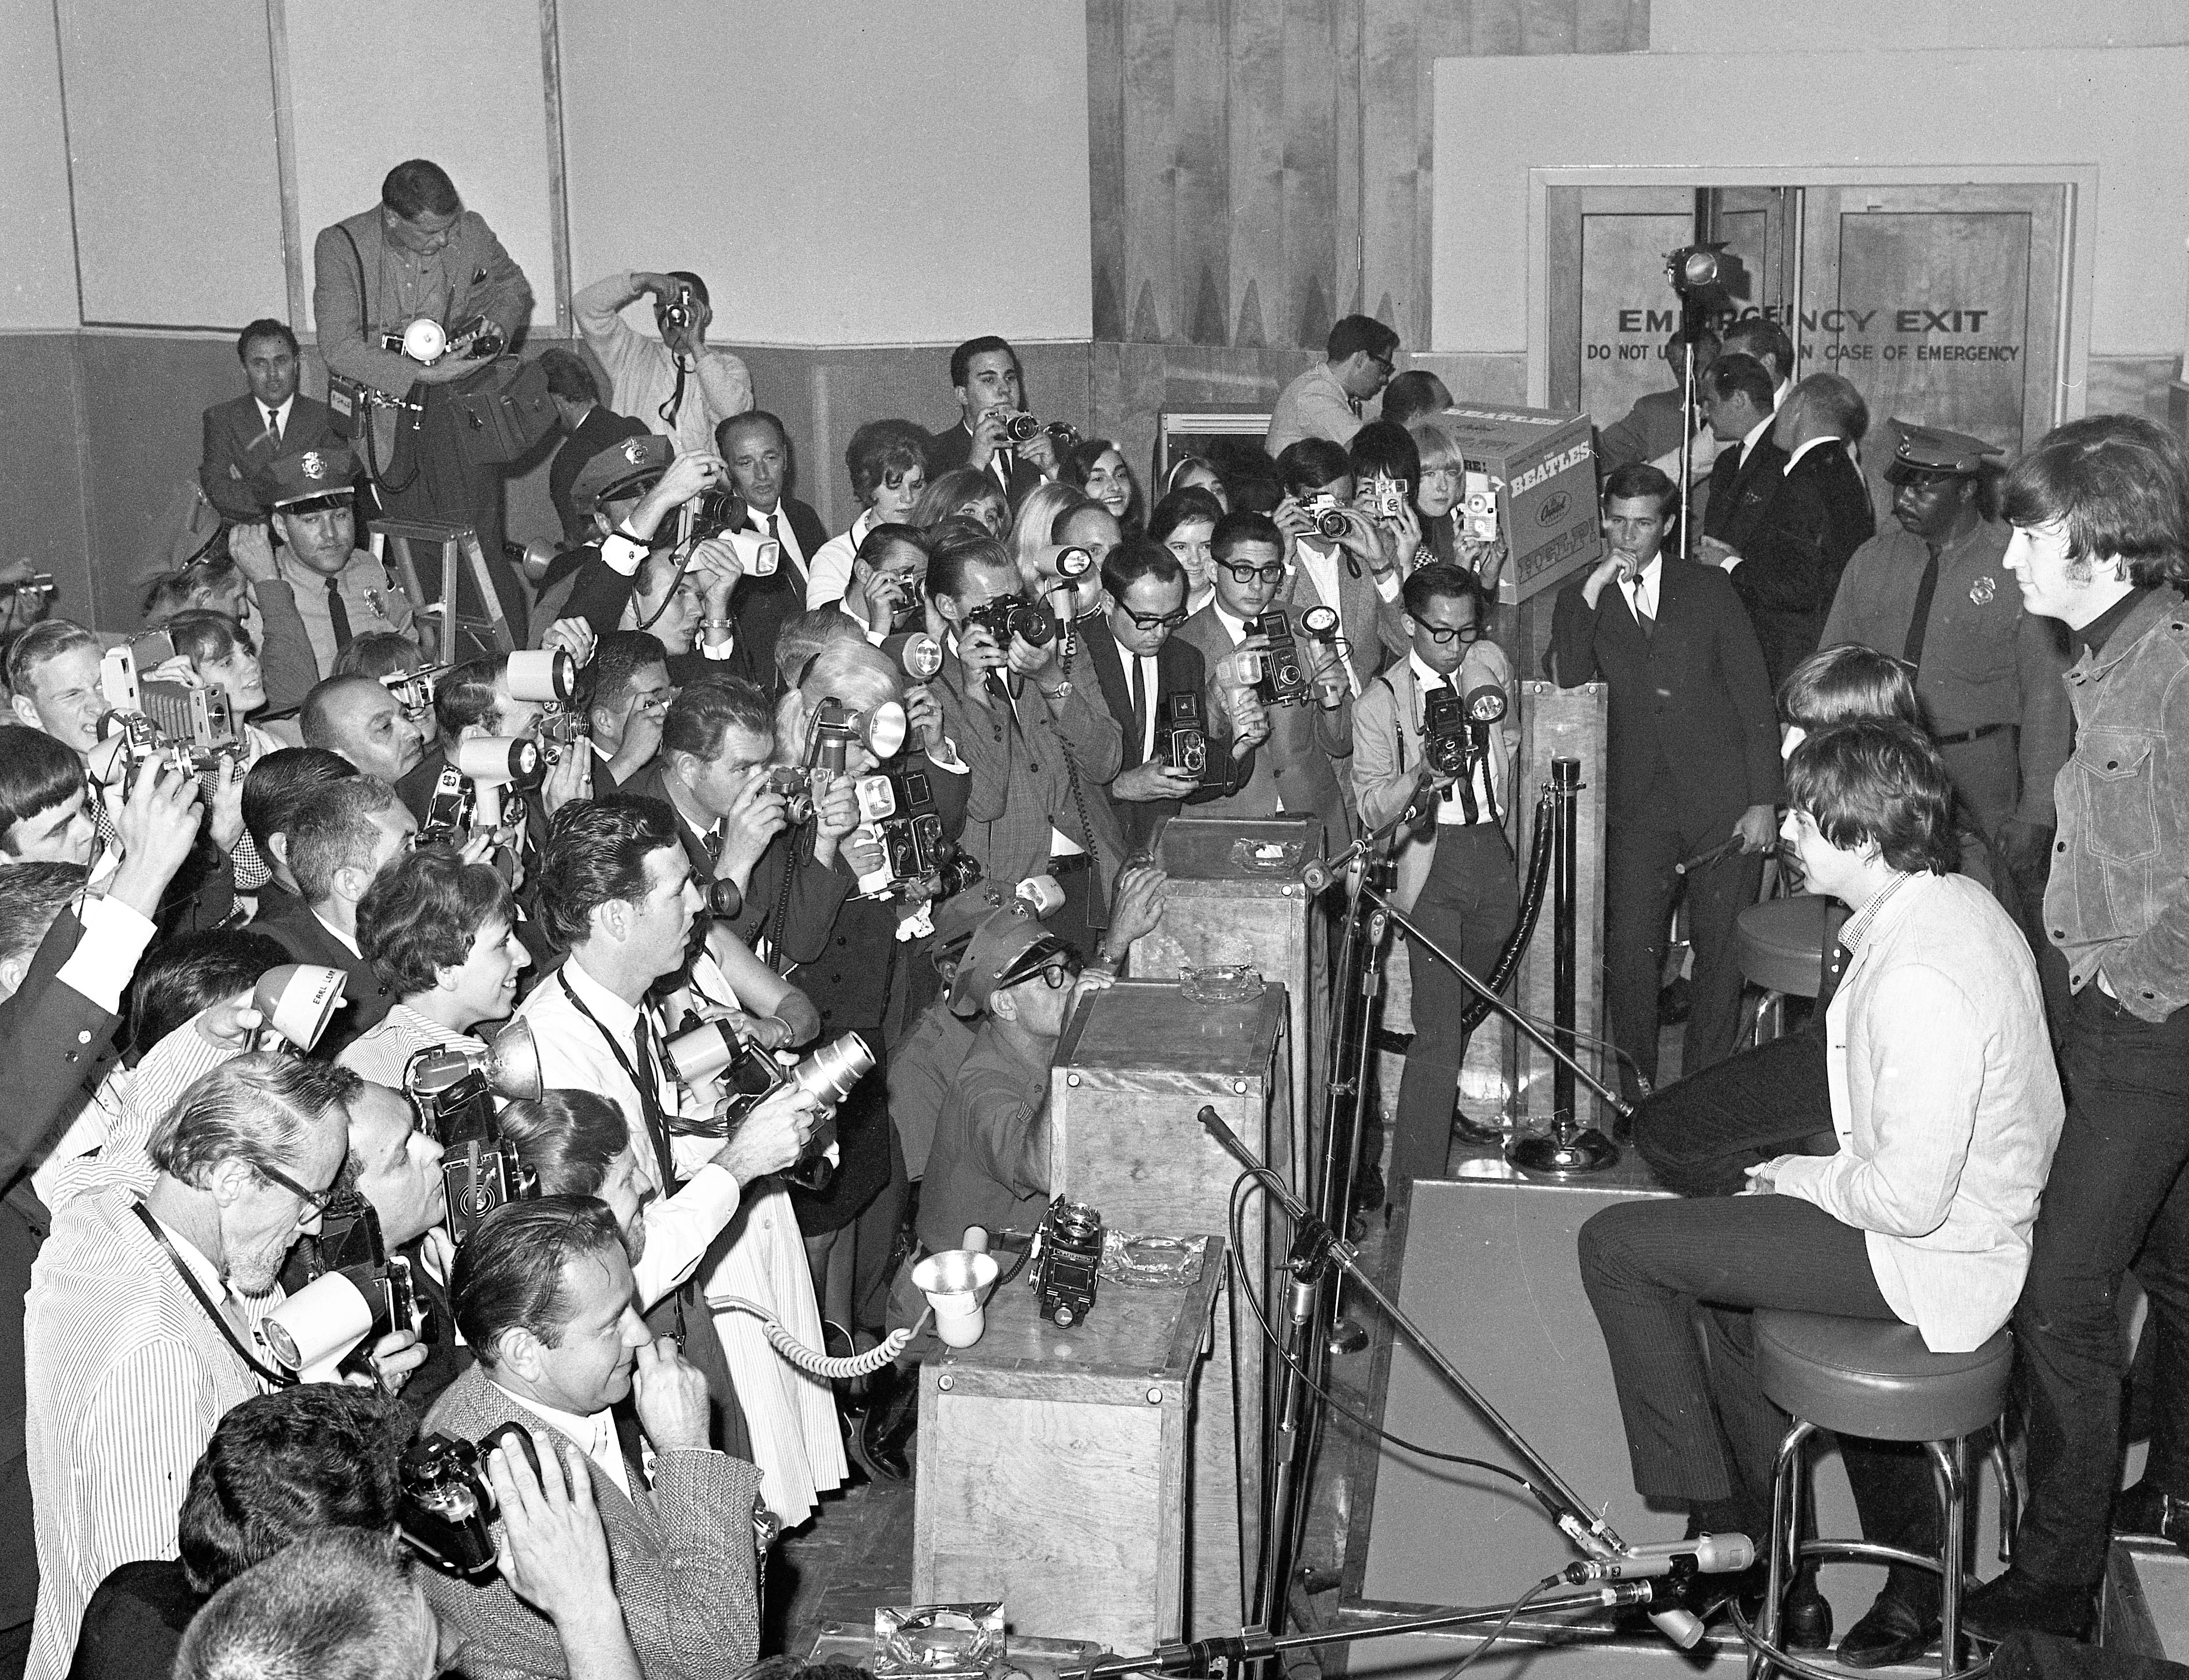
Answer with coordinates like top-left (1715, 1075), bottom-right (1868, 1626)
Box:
top-left (911, 1236), bottom-right (1227, 1655)
top-left (1127, 814), bottom-right (1324, 1180)
top-left (1047, 981), bottom-right (1288, 1638)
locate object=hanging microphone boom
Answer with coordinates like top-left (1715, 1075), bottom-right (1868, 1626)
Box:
top-left (1562, 1533), bottom-right (1755, 1582)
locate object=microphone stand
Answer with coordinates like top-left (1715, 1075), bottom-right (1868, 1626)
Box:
top-left (1076, 1582), bottom-right (1664, 1680)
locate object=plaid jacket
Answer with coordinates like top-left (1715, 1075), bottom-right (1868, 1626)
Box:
top-left (420, 1366), bottom-right (764, 1680)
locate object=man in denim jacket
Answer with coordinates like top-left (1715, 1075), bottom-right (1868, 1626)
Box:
top-left (1967, 415), bottom-right (2189, 1644)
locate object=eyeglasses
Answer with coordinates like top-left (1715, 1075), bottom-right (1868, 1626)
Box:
top-left (1370, 354), bottom-right (1395, 375)
top-left (1219, 560), bottom-right (1287, 585)
top-left (254, 1158), bottom-right (338, 1221)
top-left (1416, 621), bottom-right (1484, 646)
top-left (1031, 956), bottom-right (1082, 989)
top-left (1116, 604), bottom-right (1190, 632)
top-left (996, 940), bottom-right (1084, 993)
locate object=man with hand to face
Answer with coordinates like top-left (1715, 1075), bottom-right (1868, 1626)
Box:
top-left (424, 1196), bottom-right (766, 1680)
top-left (1549, 465), bottom-right (1780, 1102)
top-left (718, 411), bottom-right (830, 686)
top-left (1272, 438), bottom-right (1411, 692)
top-left (574, 268), bottom-right (753, 461)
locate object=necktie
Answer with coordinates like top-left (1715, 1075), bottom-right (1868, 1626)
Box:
top-left (994, 448), bottom-right (1015, 494)
top-left (702, 823), bottom-right (725, 863)
top-left (1903, 546), bottom-right (1944, 671)
top-left (1631, 580), bottom-right (1654, 640)
top-left (1128, 656), bottom-right (1149, 763)
top-left (629, 1013), bottom-right (680, 1191)
top-left (326, 576), bottom-right (354, 650)
top-left (87, 776), bottom-right (120, 850)
top-left (265, 405), bottom-right (282, 448)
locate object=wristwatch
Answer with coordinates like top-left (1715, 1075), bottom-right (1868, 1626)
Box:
top-left (1038, 682), bottom-right (1073, 701)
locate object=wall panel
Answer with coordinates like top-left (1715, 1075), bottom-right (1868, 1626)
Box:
top-left (557, 0), bottom-right (1089, 348)
top-left (1, 0), bottom-right (77, 329)
top-left (289, 0), bottom-right (553, 336)
top-left (56, 0), bottom-right (285, 328)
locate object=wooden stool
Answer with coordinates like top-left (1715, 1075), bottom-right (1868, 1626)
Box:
top-left (373, 516), bottom-right (513, 663)
top-left (1734, 895), bottom-right (1843, 1047)
top-left (1748, 1309), bottom-right (2016, 1680)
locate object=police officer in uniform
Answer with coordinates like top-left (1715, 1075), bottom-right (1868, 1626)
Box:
top-left (1820, 424), bottom-right (2072, 887)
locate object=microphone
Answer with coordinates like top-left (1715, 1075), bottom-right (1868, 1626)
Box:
top-left (1560, 1533), bottom-right (1754, 1583)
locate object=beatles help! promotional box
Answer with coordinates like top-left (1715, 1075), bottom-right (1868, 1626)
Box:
top-left (1437, 405), bottom-right (1603, 606)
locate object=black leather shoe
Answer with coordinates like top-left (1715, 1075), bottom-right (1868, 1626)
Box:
top-left (852, 1366), bottom-right (917, 1483)
top-left (1961, 1569), bottom-right (2093, 1645)
top-left (1783, 1578), bottom-right (1834, 1652)
top-left (1837, 1594), bottom-right (1937, 1669)
top-left (1350, 1162), bottom-right (1386, 1216)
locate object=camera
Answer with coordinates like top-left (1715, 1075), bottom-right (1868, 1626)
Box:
top-left (506, 650), bottom-right (589, 762)
top-left (380, 664), bottom-right (452, 720)
top-left (398, 1425), bottom-right (542, 1579)
top-left (686, 493), bottom-right (780, 576)
top-left (962, 594), bottom-right (1056, 651)
top-left (1304, 492), bottom-right (1350, 541)
top-left (661, 1027), bottom-right (877, 1192)
top-left (701, 878), bottom-right (743, 919)
top-left (419, 766), bottom-right (478, 849)
top-left (1031, 1197), bottom-right (1104, 1327)
top-left (805, 697), bottom-right (908, 775)
top-left (1153, 691), bottom-right (1207, 775)
top-left (1243, 612), bottom-right (1309, 708)
top-left (260, 1188), bottom-right (420, 1383)
top-left (1422, 683), bottom-right (1507, 780)
top-left (1368, 476), bottom-right (1408, 520)
top-left (763, 765), bottom-right (816, 825)
top-left (405, 1021), bottom-right (545, 1245)
top-left (94, 638), bottom-right (246, 788)
top-left (851, 768), bottom-right (948, 898)
top-left (2, 573), bottom-right (54, 601)
top-left (1000, 413), bottom-right (1081, 449)
top-left (1458, 470), bottom-right (1501, 546)
top-left (662, 285), bottom-right (697, 331)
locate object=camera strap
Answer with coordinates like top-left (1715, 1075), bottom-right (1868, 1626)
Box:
top-left (130, 1203), bottom-right (297, 1387)
top-left (557, 973), bottom-right (682, 1190)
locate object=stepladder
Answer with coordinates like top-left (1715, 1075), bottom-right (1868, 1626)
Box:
top-left (371, 517), bottom-right (514, 663)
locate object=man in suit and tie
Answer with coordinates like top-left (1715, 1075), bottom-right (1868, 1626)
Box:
top-left (719, 412), bottom-right (831, 689)
top-left (253, 776), bottom-right (416, 1053)
top-left (1078, 540), bottom-right (1238, 854)
top-left (199, 320), bottom-right (339, 527)
top-left (1353, 564), bottom-right (1520, 1184)
top-left (543, 349), bottom-right (649, 546)
top-left (1549, 464), bottom-right (1781, 1100)
top-left (1174, 511), bottom-right (1348, 857)
top-left (312, 158), bottom-right (533, 639)
top-left (1598, 329), bottom-right (1717, 472)
top-left (1272, 439), bottom-right (1410, 693)
top-left (925, 337), bottom-right (1060, 509)
top-left (423, 1196), bottom-right (765, 1680)
top-left (1704, 366), bottom-right (1877, 688)
top-left (581, 631), bottom-right (673, 796)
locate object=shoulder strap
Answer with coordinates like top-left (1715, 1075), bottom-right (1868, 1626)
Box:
top-left (338, 223), bottom-right (369, 308)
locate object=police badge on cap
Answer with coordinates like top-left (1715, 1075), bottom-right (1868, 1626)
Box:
top-left (257, 446), bottom-right (360, 513)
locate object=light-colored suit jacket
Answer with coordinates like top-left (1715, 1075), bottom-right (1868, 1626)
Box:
top-left (1284, 544), bottom-right (1410, 691)
top-left (1352, 647), bottom-right (1518, 913)
top-left (1771, 871), bottom-right (2066, 1353)
top-left (420, 1365), bottom-right (763, 1680)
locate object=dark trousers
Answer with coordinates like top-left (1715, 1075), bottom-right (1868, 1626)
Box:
top-left (378, 383), bottom-right (529, 644)
top-left (1047, 853), bottom-right (1099, 965)
top-left (2013, 984), bottom-right (2189, 1586)
top-left (1579, 1194), bottom-right (1943, 1604)
top-left (1605, 806), bottom-right (1764, 1099)
top-left (1392, 825), bottom-right (1520, 1185)
top-left (1634, 1020), bottom-right (1836, 1197)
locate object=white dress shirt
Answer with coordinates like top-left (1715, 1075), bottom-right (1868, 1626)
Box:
top-left (807, 509), bottom-right (875, 610)
top-left (1123, 648), bottom-right (1160, 761)
top-left (492, 1383), bottom-right (632, 1499)
top-left (1619, 555), bottom-right (1662, 627)
top-left (1409, 653), bottom-right (1500, 827)
top-left (259, 396), bottom-right (295, 450)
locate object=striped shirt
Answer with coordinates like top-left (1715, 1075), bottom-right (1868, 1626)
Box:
top-left (24, 1189), bottom-right (282, 1680)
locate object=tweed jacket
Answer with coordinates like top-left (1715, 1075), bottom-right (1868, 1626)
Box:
top-left (1352, 647), bottom-right (1517, 914)
top-left (1771, 873), bottom-right (2065, 1353)
top-left (931, 650), bottom-right (1126, 924)
top-left (420, 1365), bottom-right (763, 1680)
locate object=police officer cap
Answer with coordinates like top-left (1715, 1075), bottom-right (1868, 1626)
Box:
top-left (256, 446), bottom-right (358, 513)
top-left (571, 433), bottom-right (673, 516)
top-left (1885, 424), bottom-right (2002, 485)
top-left (946, 902), bottom-right (1067, 1018)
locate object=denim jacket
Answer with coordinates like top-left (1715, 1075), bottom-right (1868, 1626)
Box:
top-left (2047, 586), bottom-right (2189, 1021)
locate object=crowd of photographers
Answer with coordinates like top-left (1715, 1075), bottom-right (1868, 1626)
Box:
top-left (7, 151), bottom-right (2179, 1679)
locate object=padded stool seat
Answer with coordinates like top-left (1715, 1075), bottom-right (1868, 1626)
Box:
top-left (1735, 895), bottom-right (1837, 999)
top-left (1755, 1311), bottom-right (2011, 1443)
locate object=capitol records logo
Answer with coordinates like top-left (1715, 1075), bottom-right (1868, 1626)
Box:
top-left (1536, 491), bottom-right (1571, 527)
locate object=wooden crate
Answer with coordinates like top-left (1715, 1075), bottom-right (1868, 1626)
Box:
top-left (912, 1237), bottom-right (1226, 1655)
top-left (1127, 814), bottom-right (1324, 1184)
top-left (1047, 981), bottom-right (1288, 1639)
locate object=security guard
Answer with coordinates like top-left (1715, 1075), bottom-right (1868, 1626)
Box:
top-left (1820, 424), bottom-right (2072, 878)
top-left (244, 445), bottom-right (417, 695)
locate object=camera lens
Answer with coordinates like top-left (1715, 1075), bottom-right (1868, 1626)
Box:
top-left (1315, 509), bottom-right (1349, 539)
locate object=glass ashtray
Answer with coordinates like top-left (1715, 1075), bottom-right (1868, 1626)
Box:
top-left (1098, 1232), bottom-right (1209, 1289)
top-left (1180, 963), bottom-right (1264, 1004)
